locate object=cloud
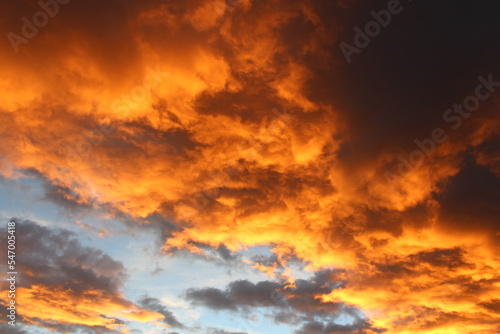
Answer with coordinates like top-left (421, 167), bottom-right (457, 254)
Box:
top-left (0, 324), bottom-right (30, 334)
top-left (293, 320), bottom-right (384, 334)
top-left (137, 296), bottom-right (186, 328)
top-left (205, 328), bottom-right (247, 334)
top-left (0, 219), bottom-right (166, 332)
top-left (433, 157), bottom-right (500, 250)
top-left (184, 270), bottom-right (381, 333)
top-left (0, 0), bottom-right (499, 333)
top-left (186, 279), bottom-right (281, 311)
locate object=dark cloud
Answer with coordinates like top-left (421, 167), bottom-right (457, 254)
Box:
top-left (20, 321), bottom-right (121, 334)
top-left (294, 319), bottom-right (382, 334)
top-left (0, 0), bottom-right (144, 77)
top-left (409, 248), bottom-right (473, 270)
top-left (185, 279), bottom-right (281, 311)
top-left (185, 270), bottom-right (378, 333)
top-left (187, 242), bottom-right (243, 268)
top-left (434, 156), bottom-right (500, 249)
top-left (0, 218), bottom-right (125, 293)
top-left (473, 135), bottom-right (500, 176)
top-left (205, 328), bottom-right (247, 334)
top-left (137, 296), bottom-right (185, 328)
top-left (479, 299), bottom-right (500, 314)
top-left (0, 324), bottom-right (30, 334)
top-left (328, 0), bottom-right (500, 146)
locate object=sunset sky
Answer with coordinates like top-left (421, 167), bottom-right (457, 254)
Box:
top-left (1, 0), bottom-right (500, 333)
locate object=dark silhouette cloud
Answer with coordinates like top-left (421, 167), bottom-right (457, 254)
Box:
top-left (184, 270), bottom-right (380, 333)
top-left (138, 296), bottom-right (186, 328)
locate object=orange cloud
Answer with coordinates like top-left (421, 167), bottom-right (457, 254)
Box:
top-left (1, 1), bottom-right (499, 333)
top-left (2, 285), bottom-right (164, 332)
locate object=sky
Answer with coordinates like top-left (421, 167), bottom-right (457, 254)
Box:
top-left (0, 0), bottom-right (499, 334)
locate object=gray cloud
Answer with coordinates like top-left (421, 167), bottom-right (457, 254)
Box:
top-left (184, 269), bottom-right (380, 333)
top-left (0, 218), bottom-right (126, 294)
top-left (205, 328), bottom-right (248, 334)
top-left (137, 296), bottom-right (185, 328)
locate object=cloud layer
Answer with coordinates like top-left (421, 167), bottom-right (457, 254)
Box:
top-left (0, 0), bottom-right (499, 333)
top-left (0, 219), bottom-right (170, 333)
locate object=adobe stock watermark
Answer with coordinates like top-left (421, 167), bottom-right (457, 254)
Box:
top-left (62, 65), bottom-right (170, 165)
top-left (385, 74), bottom-right (499, 186)
top-left (340, 0), bottom-right (404, 64)
top-left (5, 220), bottom-right (17, 327)
top-left (7, 0), bottom-right (71, 54)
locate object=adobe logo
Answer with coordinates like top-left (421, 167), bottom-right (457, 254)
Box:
top-left (7, 0), bottom-right (71, 54)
